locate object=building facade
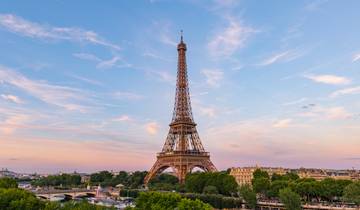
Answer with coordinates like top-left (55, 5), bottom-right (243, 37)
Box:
top-left (230, 166), bottom-right (288, 186)
top-left (230, 166), bottom-right (360, 186)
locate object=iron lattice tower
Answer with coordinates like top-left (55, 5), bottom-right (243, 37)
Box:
top-left (144, 33), bottom-right (217, 184)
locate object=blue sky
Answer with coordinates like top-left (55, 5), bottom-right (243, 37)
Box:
top-left (0, 0), bottom-right (360, 173)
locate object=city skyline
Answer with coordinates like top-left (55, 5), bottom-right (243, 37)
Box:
top-left (1, 0), bottom-right (360, 173)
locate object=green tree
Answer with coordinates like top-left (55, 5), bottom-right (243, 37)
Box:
top-left (267, 180), bottom-right (289, 198)
top-left (253, 169), bottom-right (269, 180)
top-left (294, 179), bottom-right (317, 202)
top-left (135, 192), bottom-right (181, 210)
top-left (127, 171), bottom-right (147, 189)
top-left (0, 178), bottom-right (17, 189)
top-left (177, 198), bottom-right (212, 210)
top-left (252, 177), bottom-right (270, 195)
top-left (31, 174), bottom-right (81, 187)
top-left (112, 171), bottom-right (129, 186)
top-left (0, 188), bottom-right (45, 210)
top-left (238, 184), bottom-right (257, 209)
top-left (60, 201), bottom-right (115, 210)
top-left (203, 185), bottom-right (218, 194)
top-left (90, 171), bottom-right (113, 184)
top-left (135, 191), bottom-right (212, 210)
top-left (271, 173), bottom-right (283, 182)
top-left (343, 181), bottom-right (360, 205)
top-left (148, 173), bottom-right (178, 191)
top-left (284, 172), bottom-right (299, 181)
top-left (185, 172), bottom-right (237, 196)
top-left (252, 169), bottom-right (270, 196)
top-left (279, 188), bottom-right (302, 210)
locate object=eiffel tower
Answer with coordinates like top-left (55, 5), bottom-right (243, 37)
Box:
top-left (144, 33), bottom-right (217, 184)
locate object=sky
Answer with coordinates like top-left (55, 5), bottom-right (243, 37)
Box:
top-left (0, 0), bottom-right (360, 173)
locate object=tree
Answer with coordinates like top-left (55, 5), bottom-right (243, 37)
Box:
top-left (238, 184), bottom-right (257, 209)
top-left (31, 174), bottom-right (81, 187)
top-left (185, 172), bottom-right (237, 196)
top-left (267, 180), bottom-right (289, 198)
top-left (284, 172), bottom-right (299, 181)
top-left (252, 177), bottom-right (270, 195)
top-left (271, 173), bottom-right (283, 182)
top-left (90, 171), bottom-right (113, 184)
top-left (253, 169), bottom-right (269, 180)
top-left (0, 188), bottom-right (45, 210)
top-left (252, 169), bottom-right (270, 196)
top-left (112, 171), bottom-right (129, 186)
top-left (127, 171), bottom-right (147, 189)
top-left (0, 178), bottom-right (17, 189)
top-left (343, 181), bottom-right (360, 205)
top-left (135, 192), bottom-right (212, 210)
top-left (135, 192), bottom-right (181, 209)
top-left (177, 198), bottom-right (212, 210)
top-left (203, 185), bottom-right (218, 194)
top-left (279, 188), bottom-right (302, 210)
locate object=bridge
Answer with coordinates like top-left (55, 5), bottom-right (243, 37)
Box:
top-left (33, 189), bottom-right (96, 200)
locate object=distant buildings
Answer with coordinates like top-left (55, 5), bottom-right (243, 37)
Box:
top-left (297, 168), bottom-right (360, 181)
top-left (230, 166), bottom-right (287, 186)
top-left (0, 168), bottom-right (40, 180)
top-left (0, 168), bottom-right (18, 178)
top-left (230, 166), bottom-right (360, 186)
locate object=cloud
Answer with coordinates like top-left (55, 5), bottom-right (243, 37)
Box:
top-left (152, 21), bottom-right (177, 47)
top-left (114, 91), bottom-right (144, 100)
top-left (73, 53), bottom-right (101, 62)
top-left (259, 50), bottom-right (302, 66)
top-left (73, 53), bottom-right (131, 69)
top-left (330, 86), bottom-right (360, 98)
top-left (300, 106), bottom-right (352, 120)
top-left (201, 69), bottom-right (223, 87)
top-left (0, 114), bottom-right (29, 134)
top-left (96, 56), bottom-right (122, 69)
top-left (145, 122), bottom-right (159, 135)
top-left (304, 74), bottom-right (351, 85)
top-left (0, 14), bottom-right (120, 50)
top-left (1, 94), bottom-right (23, 104)
top-left (325, 107), bottom-right (351, 120)
top-left (273, 119), bottom-right (292, 128)
top-left (142, 52), bottom-right (172, 62)
top-left (352, 53), bottom-right (360, 62)
top-left (198, 106), bottom-right (216, 118)
top-left (113, 115), bottom-right (132, 122)
top-left (208, 17), bottom-right (255, 58)
top-left (148, 70), bottom-right (176, 84)
top-left (305, 0), bottom-right (329, 11)
top-left (0, 65), bottom-right (88, 112)
top-left (68, 74), bottom-right (103, 86)
top-left (212, 0), bottom-right (239, 9)
top-left (282, 98), bottom-right (307, 106)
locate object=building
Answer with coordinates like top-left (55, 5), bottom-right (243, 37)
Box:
top-left (230, 166), bottom-right (360, 186)
top-left (296, 168), bottom-right (360, 181)
top-left (230, 166), bottom-right (289, 186)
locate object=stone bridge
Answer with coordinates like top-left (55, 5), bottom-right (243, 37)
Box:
top-left (34, 189), bottom-right (96, 200)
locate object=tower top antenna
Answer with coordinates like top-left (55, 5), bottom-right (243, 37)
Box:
top-left (180, 30), bottom-right (183, 42)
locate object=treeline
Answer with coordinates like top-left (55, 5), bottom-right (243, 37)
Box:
top-left (243, 169), bottom-right (360, 209)
top-left (0, 177), bottom-right (115, 210)
top-left (124, 191), bottom-right (212, 210)
top-left (90, 171), bottom-right (147, 188)
top-left (120, 189), bottom-right (243, 209)
top-left (31, 171), bottom-right (148, 189)
top-left (184, 172), bottom-right (238, 196)
top-left (31, 174), bottom-right (81, 187)
top-left (252, 169), bottom-right (355, 202)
